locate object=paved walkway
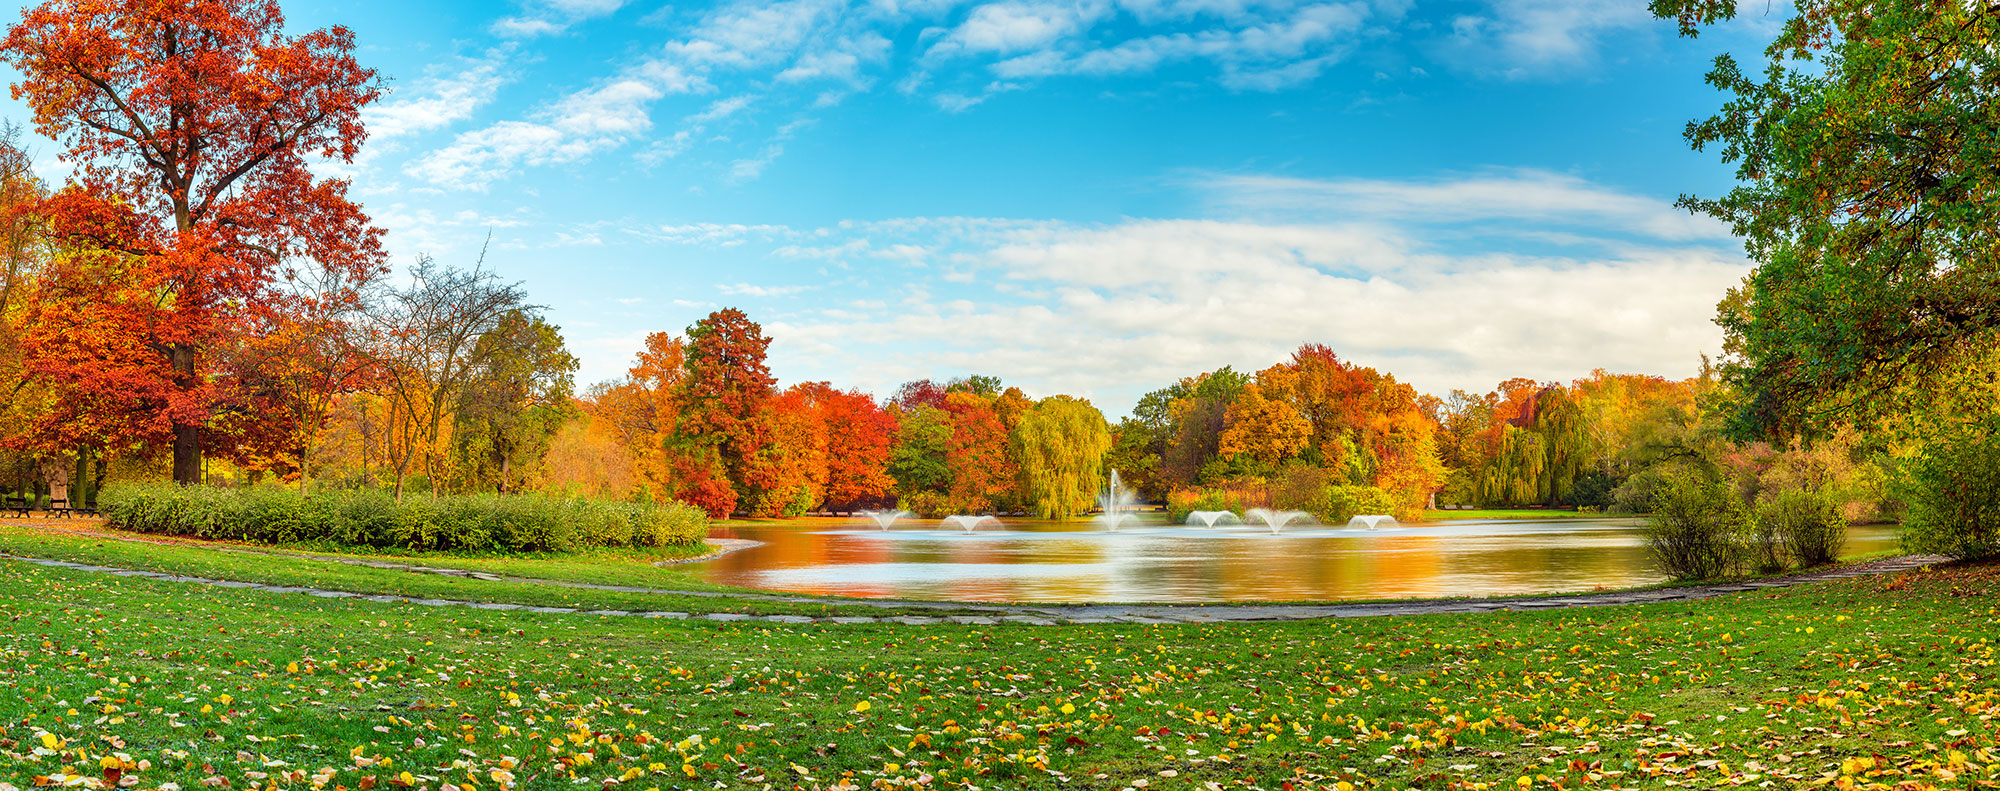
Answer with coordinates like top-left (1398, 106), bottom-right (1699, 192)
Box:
top-left (0, 538), bottom-right (1947, 626)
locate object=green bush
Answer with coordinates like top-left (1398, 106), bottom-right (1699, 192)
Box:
top-left (1313, 485), bottom-right (1397, 525)
top-left (97, 483), bottom-right (709, 554)
top-left (1902, 429), bottom-right (2000, 560)
top-left (1645, 471), bottom-right (1751, 580)
top-left (1758, 489), bottom-right (1847, 567)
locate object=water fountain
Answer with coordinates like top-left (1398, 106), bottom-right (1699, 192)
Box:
top-left (1092, 469), bottom-right (1141, 530)
top-left (857, 509), bottom-right (913, 530)
top-left (1244, 508), bottom-right (1313, 534)
top-left (1184, 510), bottom-right (1241, 528)
top-left (941, 515), bottom-right (1000, 533)
top-left (1346, 514), bottom-right (1398, 530)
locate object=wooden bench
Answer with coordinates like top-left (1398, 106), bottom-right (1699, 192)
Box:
top-left (45, 497), bottom-right (70, 518)
top-left (2, 496), bottom-right (28, 518)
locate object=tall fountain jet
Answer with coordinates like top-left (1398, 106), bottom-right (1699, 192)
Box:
top-left (1092, 469), bottom-right (1140, 530)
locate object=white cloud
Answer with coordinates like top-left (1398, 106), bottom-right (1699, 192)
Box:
top-left (365, 49), bottom-right (516, 143)
top-left (409, 70), bottom-right (704, 189)
top-left (720, 282), bottom-right (818, 297)
top-left (493, 0), bottom-right (630, 37)
top-left (689, 94), bottom-right (757, 123)
top-left (632, 223), bottom-right (796, 245)
top-left (929, 1), bottom-right (1103, 57)
top-left (1438, 0), bottom-right (1655, 76)
top-left (635, 173), bottom-right (1747, 415)
top-left (728, 144), bottom-right (786, 182)
top-left (1201, 169), bottom-right (1734, 241)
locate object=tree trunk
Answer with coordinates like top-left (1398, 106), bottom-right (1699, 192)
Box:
top-left (72, 446), bottom-right (89, 506)
top-left (170, 344), bottom-right (202, 484)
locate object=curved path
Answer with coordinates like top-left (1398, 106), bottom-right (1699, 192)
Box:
top-left (0, 529), bottom-right (1947, 625)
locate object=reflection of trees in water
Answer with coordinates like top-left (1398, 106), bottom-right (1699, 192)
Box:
top-left (692, 520), bottom-right (1900, 603)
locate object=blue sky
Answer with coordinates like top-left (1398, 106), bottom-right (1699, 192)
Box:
top-left (0, 0), bottom-right (1784, 417)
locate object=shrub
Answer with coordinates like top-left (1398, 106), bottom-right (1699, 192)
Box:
top-left (1758, 489), bottom-right (1847, 567)
top-left (1645, 470), bottom-right (1751, 580)
top-left (1166, 488), bottom-right (1259, 524)
top-left (96, 483), bottom-right (709, 554)
top-left (634, 501), bottom-right (709, 547)
top-left (1315, 485), bottom-right (1397, 525)
top-left (1902, 429), bottom-right (2000, 560)
top-left (897, 490), bottom-right (982, 519)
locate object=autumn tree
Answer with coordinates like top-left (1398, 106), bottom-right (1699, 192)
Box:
top-left (941, 391), bottom-right (1016, 513)
top-left (800, 383), bottom-right (896, 511)
top-left (743, 385), bottom-right (828, 517)
top-left (1651, 0), bottom-right (2000, 436)
top-left (1161, 367), bottom-right (1247, 486)
top-left (1012, 395), bottom-right (1111, 519)
top-left (675, 308), bottom-right (776, 517)
top-left (1218, 382), bottom-right (1310, 467)
top-left (1, 0), bottom-right (386, 483)
top-left (537, 418), bottom-right (638, 500)
top-left (369, 258), bottom-right (528, 498)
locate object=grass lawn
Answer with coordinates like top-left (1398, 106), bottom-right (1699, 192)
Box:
top-left (1422, 509), bottom-right (1612, 521)
top-left (0, 534), bottom-right (1993, 791)
top-left (0, 525), bottom-right (974, 618)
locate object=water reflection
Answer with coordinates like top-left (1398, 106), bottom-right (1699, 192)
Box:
top-left (696, 517), bottom-right (1903, 604)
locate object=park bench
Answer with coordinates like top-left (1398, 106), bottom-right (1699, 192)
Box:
top-left (2, 496), bottom-right (28, 518)
top-left (45, 496), bottom-right (69, 518)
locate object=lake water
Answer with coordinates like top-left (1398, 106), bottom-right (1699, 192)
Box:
top-left (692, 516), bottom-right (1904, 604)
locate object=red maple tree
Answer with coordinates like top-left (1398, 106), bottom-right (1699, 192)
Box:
top-left (1, 0), bottom-right (385, 482)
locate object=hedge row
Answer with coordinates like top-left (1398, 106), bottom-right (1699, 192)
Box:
top-left (1167, 484), bottom-right (1399, 525)
top-left (99, 483), bottom-right (709, 553)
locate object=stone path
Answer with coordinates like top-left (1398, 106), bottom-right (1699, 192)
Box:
top-left (0, 546), bottom-right (1947, 627)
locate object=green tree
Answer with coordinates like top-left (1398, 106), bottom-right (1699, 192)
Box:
top-left (1011, 395), bottom-right (1111, 519)
top-left (888, 404), bottom-right (952, 496)
top-left (453, 310), bottom-right (578, 493)
top-left (1654, 0), bottom-right (2000, 436)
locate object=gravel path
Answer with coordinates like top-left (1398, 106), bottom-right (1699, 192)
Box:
top-left (0, 532), bottom-right (1946, 626)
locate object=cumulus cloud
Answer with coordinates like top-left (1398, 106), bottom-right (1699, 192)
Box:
top-left (493, 0), bottom-right (630, 37)
top-left (365, 49), bottom-right (516, 142)
top-left (638, 173), bottom-right (1745, 414)
top-left (721, 282), bottom-right (818, 297)
top-left (1437, 0), bottom-right (1656, 77)
top-left (1202, 169), bottom-right (1734, 241)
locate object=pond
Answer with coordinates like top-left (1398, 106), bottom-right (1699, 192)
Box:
top-left (692, 515), bottom-right (1903, 604)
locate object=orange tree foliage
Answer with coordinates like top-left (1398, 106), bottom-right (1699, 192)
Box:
top-left (1, 0), bottom-right (385, 482)
top-left (673, 309), bottom-right (776, 517)
top-left (743, 385), bottom-right (829, 517)
top-left (793, 382), bottom-right (896, 511)
top-left (941, 390), bottom-right (1016, 513)
top-left (1218, 382), bottom-right (1310, 466)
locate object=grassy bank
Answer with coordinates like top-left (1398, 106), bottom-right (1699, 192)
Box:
top-left (0, 526), bottom-right (949, 617)
top-left (0, 535), bottom-right (1991, 790)
top-left (1423, 508), bottom-right (1612, 521)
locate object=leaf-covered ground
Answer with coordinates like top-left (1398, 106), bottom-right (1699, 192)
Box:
top-left (0, 548), bottom-right (1994, 790)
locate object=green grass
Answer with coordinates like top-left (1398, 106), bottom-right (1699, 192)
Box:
top-left (0, 532), bottom-right (1992, 790)
top-left (1423, 508), bottom-right (1614, 521)
top-left (0, 528), bottom-right (964, 617)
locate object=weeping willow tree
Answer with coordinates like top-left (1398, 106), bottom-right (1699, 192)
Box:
top-left (1011, 395), bottom-right (1112, 519)
top-left (1476, 386), bottom-right (1598, 506)
top-left (1533, 386), bottom-right (1594, 506)
top-left (1478, 426), bottom-right (1545, 505)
